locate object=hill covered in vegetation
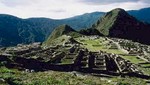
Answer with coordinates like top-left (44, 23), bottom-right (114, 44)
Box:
top-left (44, 24), bottom-right (81, 46)
top-left (1, 7), bottom-right (150, 46)
top-left (93, 8), bottom-right (150, 45)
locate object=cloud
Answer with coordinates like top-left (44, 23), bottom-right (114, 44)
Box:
top-left (140, 0), bottom-right (150, 3)
top-left (49, 9), bottom-right (66, 13)
top-left (0, 0), bottom-right (149, 19)
top-left (79, 0), bottom-right (139, 5)
top-left (0, 0), bottom-right (34, 7)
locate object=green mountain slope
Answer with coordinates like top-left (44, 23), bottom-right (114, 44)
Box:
top-left (0, 12), bottom-right (104, 47)
top-left (0, 14), bottom-right (45, 46)
top-left (93, 8), bottom-right (150, 44)
top-left (92, 8), bottom-right (130, 36)
top-left (44, 24), bottom-right (81, 46)
top-left (1, 7), bottom-right (150, 46)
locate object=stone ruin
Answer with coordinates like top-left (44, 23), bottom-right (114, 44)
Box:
top-left (0, 43), bottom-right (150, 79)
top-left (73, 49), bottom-right (143, 75)
top-left (110, 38), bottom-right (150, 62)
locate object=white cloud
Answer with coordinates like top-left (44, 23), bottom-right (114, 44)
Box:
top-left (0, 0), bottom-right (149, 19)
top-left (79, 0), bottom-right (139, 5)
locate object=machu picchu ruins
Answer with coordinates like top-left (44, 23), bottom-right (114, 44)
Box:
top-left (1, 36), bottom-right (150, 80)
top-left (1, 7), bottom-right (150, 85)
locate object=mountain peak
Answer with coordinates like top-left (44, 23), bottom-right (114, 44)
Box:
top-left (111, 8), bottom-right (126, 12)
top-left (92, 8), bottom-right (133, 36)
top-left (60, 24), bottom-right (70, 27)
top-left (105, 8), bottom-right (128, 18)
top-left (55, 24), bottom-right (75, 34)
top-left (59, 24), bottom-right (71, 29)
top-left (43, 24), bottom-right (82, 46)
top-left (93, 8), bottom-right (150, 44)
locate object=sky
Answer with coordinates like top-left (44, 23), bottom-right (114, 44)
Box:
top-left (0, 0), bottom-right (150, 19)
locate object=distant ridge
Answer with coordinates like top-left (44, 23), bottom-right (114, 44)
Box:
top-left (128, 7), bottom-right (150, 23)
top-left (1, 7), bottom-right (150, 46)
top-left (0, 12), bottom-right (104, 46)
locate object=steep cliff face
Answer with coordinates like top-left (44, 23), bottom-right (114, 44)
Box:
top-left (93, 8), bottom-right (150, 44)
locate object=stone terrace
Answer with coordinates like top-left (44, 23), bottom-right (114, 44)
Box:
top-left (0, 42), bottom-right (149, 79)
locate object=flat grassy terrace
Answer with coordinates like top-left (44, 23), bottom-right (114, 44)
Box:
top-left (76, 37), bottom-right (124, 54)
top-left (76, 37), bottom-right (150, 75)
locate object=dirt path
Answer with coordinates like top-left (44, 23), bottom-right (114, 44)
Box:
top-left (107, 38), bottom-right (128, 54)
top-left (108, 38), bottom-right (149, 62)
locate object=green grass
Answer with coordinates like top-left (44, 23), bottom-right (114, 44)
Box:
top-left (120, 55), bottom-right (150, 75)
top-left (105, 49), bottom-right (124, 54)
top-left (121, 55), bottom-right (145, 64)
top-left (140, 63), bottom-right (150, 67)
top-left (78, 38), bottom-right (108, 51)
top-left (76, 37), bottom-right (124, 55)
top-left (0, 67), bottom-right (112, 85)
top-left (113, 76), bottom-right (146, 85)
top-left (0, 67), bottom-right (147, 85)
top-left (140, 67), bottom-right (150, 75)
top-left (61, 59), bottom-right (73, 64)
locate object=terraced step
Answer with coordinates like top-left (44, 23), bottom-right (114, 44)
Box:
top-left (94, 55), bottom-right (106, 71)
top-left (80, 55), bottom-right (89, 68)
top-left (93, 67), bottom-right (107, 70)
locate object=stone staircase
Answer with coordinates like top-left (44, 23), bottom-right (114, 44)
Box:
top-left (80, 55), bottom-right (89, 68)
top-left (93, 54), bottom-right (107, 71)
